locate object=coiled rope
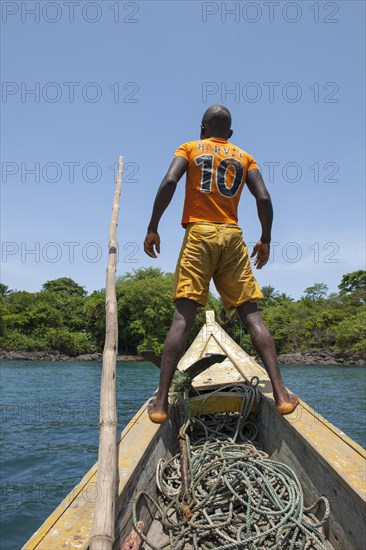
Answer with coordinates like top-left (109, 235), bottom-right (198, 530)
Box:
top-left (133, 382), bottom-right (330, 549)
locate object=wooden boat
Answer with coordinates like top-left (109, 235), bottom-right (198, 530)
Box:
top-left (23, 311), bottom-right (365, 549)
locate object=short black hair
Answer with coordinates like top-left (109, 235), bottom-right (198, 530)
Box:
top-left (202, 105), bottom-right (232, 133)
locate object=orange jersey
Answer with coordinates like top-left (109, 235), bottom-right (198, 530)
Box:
top-left (174, 137), bottom-right (258, 227)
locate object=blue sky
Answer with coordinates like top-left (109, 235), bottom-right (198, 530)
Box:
top-left (1, 0), bottom-right (365, 299)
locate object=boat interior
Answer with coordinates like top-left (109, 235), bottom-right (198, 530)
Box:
top-left (23, 312), bottom-right (366, 550)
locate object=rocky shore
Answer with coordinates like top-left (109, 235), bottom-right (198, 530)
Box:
top-left (1, 348), bottom-right (365, 366)
top-left (277, 348), bottom-right (365, 366)
top-left (0, 350), bottom-right (142, 362)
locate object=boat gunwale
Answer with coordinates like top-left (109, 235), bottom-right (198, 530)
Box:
top-left (23, 391), bottom-right (366, 549)
top-left (22, 399), bottom-right (161, 548)
top-left (22, 312), bottom-right (366, 549)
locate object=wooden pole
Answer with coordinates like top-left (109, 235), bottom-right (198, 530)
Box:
top-left (89, 156), bottom-right (124, 550)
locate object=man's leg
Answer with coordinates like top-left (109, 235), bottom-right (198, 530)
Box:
top-left (148, 298), bottom-right (199, 423)
top-left (237, 301), bottom-right (299, 414)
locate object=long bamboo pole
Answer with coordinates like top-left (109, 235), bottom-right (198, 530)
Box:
top-left (89, 156), bottom-right (124, 550)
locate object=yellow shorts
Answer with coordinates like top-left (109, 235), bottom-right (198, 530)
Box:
top-left (172, 222), bottom-right (264, 311)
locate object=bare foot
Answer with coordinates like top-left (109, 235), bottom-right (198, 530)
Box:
top-left (276, 393), bottom-right (300, 415)
top-left (148, 396), bottom-right (169, 424)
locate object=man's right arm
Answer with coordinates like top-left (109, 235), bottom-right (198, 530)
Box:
top-left (144, 156), bottom-right (188, 258)
top-left (245, 168), bottom-right (273, 269)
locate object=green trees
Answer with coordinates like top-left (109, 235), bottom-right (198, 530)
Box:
top-left (261, 285), bottom-right (279, 302)
top-left (302, 283), bottom-right (329, 302)
top-left (1, 278), bottom-right (92, 355)
top-left (338, 270), bottom-right (366, 305)
top-left (338, 270), bottom-right (366, 295)
top-left (0, 283), bottom-right (12, 297)
top-left (115, 267), bottom-right (221, 353)
top-left (335, 310), bottom-right (366, 353)
top-left (0, 270), bottom-right (365, 357)
top-left (42, 277), bottom-right (87, 297)
top-left (116, 268), bottom-right (175, 354)
top-left (84, 289), bottom-right (106, 351)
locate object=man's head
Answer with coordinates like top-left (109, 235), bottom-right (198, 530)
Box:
top-left (200, 105), bottom-right (233, 140)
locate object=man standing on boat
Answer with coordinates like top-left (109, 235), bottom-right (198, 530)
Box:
top-left (144, 105), bottom-right (299, 423)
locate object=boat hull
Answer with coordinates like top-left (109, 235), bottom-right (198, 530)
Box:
top-left (23, 313), bottom-right (366, 549)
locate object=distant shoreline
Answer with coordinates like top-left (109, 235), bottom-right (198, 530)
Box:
top-left (277, 349), bottom-right (365, 366)
top-left (0, 348), bottom-right (365, 366)
top-left (0, 350), bottom-right (141, 362)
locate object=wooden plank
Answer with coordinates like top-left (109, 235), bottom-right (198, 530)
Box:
top-left (189, 392), bottom-right (257, 417)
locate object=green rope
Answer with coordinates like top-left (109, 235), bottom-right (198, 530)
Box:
top-left (133, 384), bottom-right (330, 549)
top-left (170, 370), bottom-right (191, 394)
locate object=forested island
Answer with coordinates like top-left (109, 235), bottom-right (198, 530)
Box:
top-left (0, 269), bottom-right (365, 365)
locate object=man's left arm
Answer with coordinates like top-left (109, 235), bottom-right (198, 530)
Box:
top-left (144, 156), bottom-right (188, 258)
top-left (245, 168), bottom-right (273, 269)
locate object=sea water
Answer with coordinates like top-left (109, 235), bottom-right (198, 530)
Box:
top-left (0, 360), bottom-right (364, 549)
